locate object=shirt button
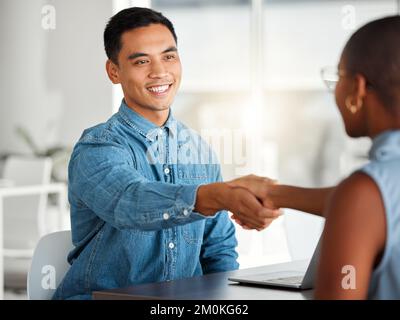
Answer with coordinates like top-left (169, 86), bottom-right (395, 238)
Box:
top-left (168, 242), bottom-right (175, 249)
top-left (183, 209), bottom-right (189, 216)
top-left (158, 129), bottom-right (163, 136)
top-left (164, 167), bottom-right (170, 175)
top-left (163, 213), bottom-right (170, 220)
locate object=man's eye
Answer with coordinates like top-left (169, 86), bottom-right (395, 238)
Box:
top-left (135, 60), bottom-right (148, 65)
top-left (165, 55), bottom-right (176, 60)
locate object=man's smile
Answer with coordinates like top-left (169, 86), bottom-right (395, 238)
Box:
top-left (146, 83), bottom-right (173, 96)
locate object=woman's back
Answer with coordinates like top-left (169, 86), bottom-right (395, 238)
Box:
top-left (361, 130), bottom-right (400, 299)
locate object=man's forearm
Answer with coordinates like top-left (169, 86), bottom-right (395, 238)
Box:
top-left (194, 183), bottom-right (229, 216)
top-left (269, 185), bottom-right (336, 216)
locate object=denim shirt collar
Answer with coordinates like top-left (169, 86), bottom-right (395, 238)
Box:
top-left (118, 99), bottom-right (177, 142)
top-left (369, 129), bottom-right (400, 161)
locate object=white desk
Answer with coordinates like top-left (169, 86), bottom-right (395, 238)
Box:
top-left (0, 182), bottom-right (67, 300)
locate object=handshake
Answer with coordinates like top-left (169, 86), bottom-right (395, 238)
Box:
top-left (195, 175), bottom-right (282, 231)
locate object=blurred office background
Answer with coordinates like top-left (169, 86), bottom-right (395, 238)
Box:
top-left (0, 0), bottom-right (398, 299)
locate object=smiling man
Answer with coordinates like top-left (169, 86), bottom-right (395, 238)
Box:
top-left (53, 7), bottom-right (279, 300)
top-left (106, 22), bottom-right (180, 125)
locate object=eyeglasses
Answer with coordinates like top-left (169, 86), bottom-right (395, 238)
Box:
top-left (320, 66), bottom-right (346, 92)
top-left (320, 66), bottom-right (373, 92)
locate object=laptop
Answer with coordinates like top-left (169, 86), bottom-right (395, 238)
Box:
top-left (228, 235), bottom-right (322, 290)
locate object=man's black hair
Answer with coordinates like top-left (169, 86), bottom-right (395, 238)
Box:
top-left (343, 15), bottom-right (400, 115)
top-left (104, 7), bottom-right (177, 64)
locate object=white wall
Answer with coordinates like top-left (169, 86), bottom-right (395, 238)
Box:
top-left (263, 0), bottom-right (398, 89)
top-left (0, 0), bottom-right (113, 155)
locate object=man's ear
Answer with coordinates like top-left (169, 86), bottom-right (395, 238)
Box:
top-left (106, 59), bottom-right (120, 84)
top-left (353, 73), bottom-right (367, 101)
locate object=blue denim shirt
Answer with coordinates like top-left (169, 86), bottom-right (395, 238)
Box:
top-left (53, 101), bottom-right (239, 299)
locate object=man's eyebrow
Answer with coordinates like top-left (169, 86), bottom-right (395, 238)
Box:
top-left (127, 52), bottom-right (148, 60)
top-left (127, 47), bottom-right (177, 60)
top-left (162, 46), bottom-right (178, 54)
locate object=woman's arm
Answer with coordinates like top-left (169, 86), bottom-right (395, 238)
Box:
top-left (268, 185), bottom-right (335, 217)
top-left (314, 172), bottom-right (386, 299)
top-left (227, 174), bottom-right (335, 216)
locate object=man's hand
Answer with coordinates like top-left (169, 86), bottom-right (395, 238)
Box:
top-left (227, 174), bottom-right (278, 208)
top-left (225, 186), bottom-right (281, 231)
top-left (195, 181), bottom-right (281, 231)
top-left (227, 175), bottom-right (282, 229)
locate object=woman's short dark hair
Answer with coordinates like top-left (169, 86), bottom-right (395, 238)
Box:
top-left (343, 16), bottom-right (400, 115)
top-left (104, 7), bottom-right (177, 64)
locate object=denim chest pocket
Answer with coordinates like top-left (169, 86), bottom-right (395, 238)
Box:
top-left (177, 165), bottom-right (208, 182)
top-left (130, 228), bottom-right (156, 237)
top-left (181, 221), bottom-right (205, 245)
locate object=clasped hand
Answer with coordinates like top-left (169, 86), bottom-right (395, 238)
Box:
top-left (226, 175), bottom-right (281, 231)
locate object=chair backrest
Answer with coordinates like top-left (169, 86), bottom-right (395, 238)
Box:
top-left (27, 230), bottom-right (73, 300)
top-left (2, 156), bottom-right (52, 250)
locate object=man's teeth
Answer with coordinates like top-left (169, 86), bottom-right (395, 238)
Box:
top-left (148, 85), bottom-right (169, 93)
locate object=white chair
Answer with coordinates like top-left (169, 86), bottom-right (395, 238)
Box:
top-left (1, 156), bottom-right (53, 289)
top-left (27, 230), bottom-right (73, 300)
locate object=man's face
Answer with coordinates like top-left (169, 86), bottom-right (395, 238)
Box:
top-left (109, 23), bottom-right (182, 114)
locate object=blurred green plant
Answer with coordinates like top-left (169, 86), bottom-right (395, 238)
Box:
top-left (15, 126), bottom-right (71, 182)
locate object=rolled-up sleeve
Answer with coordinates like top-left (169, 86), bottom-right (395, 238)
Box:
top-left (69, 139), bottom-right (206, 231)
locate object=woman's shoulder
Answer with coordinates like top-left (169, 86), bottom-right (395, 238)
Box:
top-left (332, 171), bottom-right (380, 205)
top-left (326, 171), bottom-right (385, 236)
